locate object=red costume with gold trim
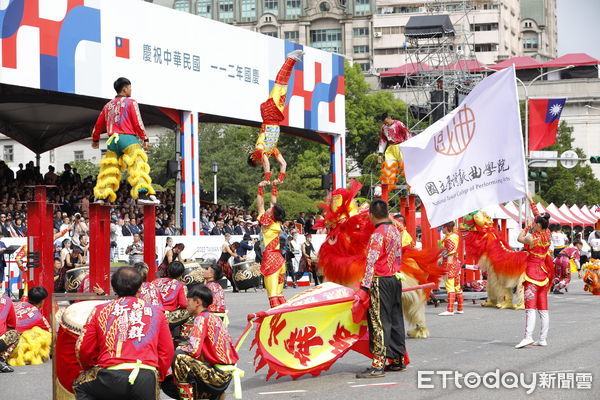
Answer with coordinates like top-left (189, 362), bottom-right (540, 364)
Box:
top-left (76, 297), bottom-right (174, 379)
top-left (440, 231), bottom-right (463, 314)
top-left (138, 282), bottom-right (163, 310)
top-left (153, 278), bottom-right (187, 312)
top-left (15, 302), bottom-right (50, 333)
top-left (259, 210), bottom-right (286, 308)
top-left (206, 281), bottom-right (226, 314)
top-left (0, 295), bottom-right (19, 364)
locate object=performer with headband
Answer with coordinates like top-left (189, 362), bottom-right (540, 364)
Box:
top-left (438, 221), bottom-right (463, 316)
top-left (74, 267), bottom-right (173, 399)
top-left (256, 182), bottom-right (287, 308)
top-left (248, 50), bottom-right (304, 188)
top-left (354, 199), bottom-right (406, 378)
top-left (515, 194), bottom-right (552, 349)
top-left (92, 77), bottom-right (159, 205)
top-left (376, 113), bottom-right (412, 203)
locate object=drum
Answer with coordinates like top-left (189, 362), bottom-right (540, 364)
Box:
top-left (55, 300), bottom-right (108, 399)
top-left (182, 262), bottom-right (206, 286)
top-left (65, 266), bottom-right (120, 293)
top-left (65, 267), bottom-right (89, 293)
top-left (232, 261), bottom-right (261, 291)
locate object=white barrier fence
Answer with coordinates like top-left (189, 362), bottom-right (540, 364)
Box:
top-left (1, 234), bottom-right (327, 295)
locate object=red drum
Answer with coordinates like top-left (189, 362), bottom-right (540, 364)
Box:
top-left (55, 300), bottom-right (108, 399)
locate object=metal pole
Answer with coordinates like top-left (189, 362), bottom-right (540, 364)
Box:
top-left (174, 127), bottom-right (182, 231)
top-left (213, 173), bottom-right (217, 204)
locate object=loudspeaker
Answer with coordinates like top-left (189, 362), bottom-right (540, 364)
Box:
top-left (321, 174), bottom-right (332, 190)
top-left (430, 90), bottom-right (448, 122)
top-left (166, 160), bottom-right (179, 179)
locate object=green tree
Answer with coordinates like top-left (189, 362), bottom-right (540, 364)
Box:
top-left (249, 190), bottom-right (319, 217)
top-left (69, 160), bottom-right (99, 180)
top-left (147, 129), bottom-right (177, 189)
top-left (537, 122), bottom-right (600, 205)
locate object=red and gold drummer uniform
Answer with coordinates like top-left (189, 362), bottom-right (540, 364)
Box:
top-left (206, 281), bottom-right (226, 314)
top-left (153, 277), bottom-right (187, 312)
top-left (259, 210), bottom-right (286, 308)
top-left (0, 295), bottom-right (19, 363)
top-left (74, 297), bottom-right (174, 399)
top-left (173, 311), bottom-right (239, 400)
top-left (440, 231), bottom-right (463, 313)
top-left (15, 302), bottom-right (51, 333)
top-left (138, 282), bottom-right (163, 310)
top-left (361, 222), bottom-right (406, 370)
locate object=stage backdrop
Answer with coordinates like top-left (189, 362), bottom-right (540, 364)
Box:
top-left (0, 0), bottom-right (345, 135)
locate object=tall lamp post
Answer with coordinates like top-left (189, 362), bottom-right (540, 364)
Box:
top-left (212, 161), bottom-right (218, 205)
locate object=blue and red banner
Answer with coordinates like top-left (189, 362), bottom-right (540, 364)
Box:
top-left (528, 98), bottom-right (566, 152)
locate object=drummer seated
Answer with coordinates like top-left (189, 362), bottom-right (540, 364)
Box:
top-left (163, 285), bottom-right (240, 400)
top-left (15, 287), bottom-right (51, 333)
top-left (204, 263), bottom-right (227, 317)
top-left (133, 262), bottom-right (164, 310)
top-left (74, 267), bottom-right (174, 400)
top-left (0, 294), bottom-right (19, 373)
top-left (153, 261), bottom-right (189, 332)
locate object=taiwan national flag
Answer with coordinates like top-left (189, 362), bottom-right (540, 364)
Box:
top-left (115, 37), bottom-right (130, 59)
top-left (528, 98), bottom-right (566, 152)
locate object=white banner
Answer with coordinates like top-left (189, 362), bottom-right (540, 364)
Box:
top-left (401, 66), bottom-right (527, 227)
top-left (0, 0), bottom-right (345, 135)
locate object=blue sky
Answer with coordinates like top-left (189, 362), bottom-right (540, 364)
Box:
top-left (557, 0), bottom-right (600, 58)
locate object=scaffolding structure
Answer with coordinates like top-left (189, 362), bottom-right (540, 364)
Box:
top-left (403, 0), bottom-right (486, 130)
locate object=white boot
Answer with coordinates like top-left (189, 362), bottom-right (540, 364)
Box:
top-left (515, 309), bottom-right (536, 348)
top-left (534, 310), bottom-right (549, 346)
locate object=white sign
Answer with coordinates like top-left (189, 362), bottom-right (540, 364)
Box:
top-left (0, 0), bottom-right (345, 135)
top-left (400, 66), bottom-right (527, 227)
top-left (529, 151), bottom-right (558, 168)
top-left (560, 150), bottom-right (579, 169)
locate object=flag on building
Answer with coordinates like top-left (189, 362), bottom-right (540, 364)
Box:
top-left (400, 66), bottom-right (527, 227)
top-left (528, 98), bottom-right (566, 151)
top-left (115, 37), bottom-right (130, 59)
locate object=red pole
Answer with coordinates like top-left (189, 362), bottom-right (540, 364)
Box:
top-left (407, 195), bottom-right (417, 241)
top-left (500, 218), bottom-right (508, 242)
top-left (89, 204), bottom-right (111, 294)
top-left (144, 205), bottom-right (157, 282)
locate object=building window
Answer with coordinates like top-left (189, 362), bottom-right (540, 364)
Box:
top-left (470, 23), bottom-right (498, 31)
top-left (373, 26), bottom-right (401, 35)
top-left (310, 29), bottom-right (342, 53)
top-left (474, 43), bottom-right (498, 52)
top-left (359, 63), bottom-right (370, 72)
top-left (219, 0), bottom-right (233, 22)
top-left (523, 38), bottom-right (539, 49)
top-left (354, 0), bottom-right (370, 15)
top-left (377, 6), bottom-right (420, 14)
top-left (241, 0), bottom-right (256, 21)
top-left (482, 3), bottom-right (499, 10)
top-left (174, 0), bottom-right (190, 12)
top-left (265, 0), bottom-right (278, 13)
top-left (284, 31), bottom-right (300, 41)
top-left (3, 145), bottom-right (13, 162)
top-left (353, 45), bottom-right (369, 54)
top-left (74, 151), bottom-right (84, 162)
top-left (286, 0), bottom-right (301, 18)
top-left (374, 47), bottom-right (401, 55)
top-left (263, 31), bottom-right (278, 37)
top-left (196, 0), bottom-right (211, 18)
top-left (353, 27), bottom-right (369, 36)
top-left (319, 2), bottom-right (330, 11)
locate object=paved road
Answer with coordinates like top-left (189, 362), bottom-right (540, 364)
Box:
top-left (2, 277), bottom-right (598, 399)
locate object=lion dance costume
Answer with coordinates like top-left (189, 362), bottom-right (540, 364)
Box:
top-left (315, 180), bottom-right (445, 338)
top-left (581, 260), bottom-right (600, 295)
top-left (92, 96), bottom-right (156, 203)
top-left (249, 50), bottom-right (304, 187)
top-left (438, 228), bottom-right (463, 316)
top-left (378, 118), bottom-right (411, 202)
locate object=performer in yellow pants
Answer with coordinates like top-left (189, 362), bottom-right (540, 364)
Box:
top-left (91, 77), bottom-right (159, 205)
top-left (256, 182), bottom-right (287, 308)
top-left (438, 221), bottom-right (463, 316)
top-left (377, 114), bottom-right (412, 203)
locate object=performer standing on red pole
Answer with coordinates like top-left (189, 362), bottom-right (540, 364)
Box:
top-left (438, 221), bottom-right (463, 316)
top-left (91, 77), bottom-right (159, 205)
top-left (376, 113), bottom-right (412, 203)
top-left (515, 194), bottom-right (552, 349)
top-left (354, 199), bottom-right (406, 378)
